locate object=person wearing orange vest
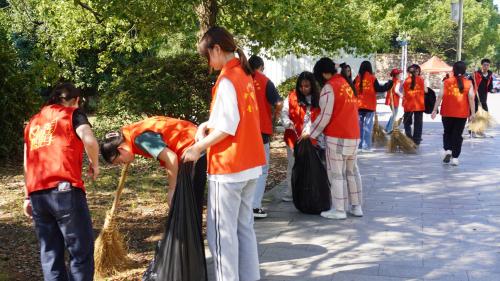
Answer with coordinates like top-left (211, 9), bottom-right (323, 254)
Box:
top-left (280, 71), bottom-right (321, 202)
top-left (183, 26), bottom-right (266, 281)
top-left (431, 61), bottom-right (475, 166)
top-left (384, 68), bottom-right (403, 133)
top-left (303, 57), bottom-right (363, 220)
top-left (248, 55), bottom-right (283, 218)
top-left (402, 65), bottom-right (428, 145)
top-left (471, 58), bottom-right (494, 138)
top-left (23, 82), bottom-right (100, 281)
top-left (354, 61), bottom-right (393, 152)
top-left (99, 116), bottom-right (206, 228)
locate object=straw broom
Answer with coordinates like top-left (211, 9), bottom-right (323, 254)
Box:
top-left (387, 86), bottom-right (417, 154)
top-left (372, 114), bottom-right (387, 146)
top-left (468, 74), bottom-right (494, 134)
top-left (94, 163), bottom-right (131, 277)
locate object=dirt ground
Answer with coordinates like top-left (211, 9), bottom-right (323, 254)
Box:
top-left (0, 136), bottom-right (287, 281)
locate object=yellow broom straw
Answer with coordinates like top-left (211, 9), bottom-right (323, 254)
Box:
top-left (94, 163), bottom-right (130, 277)
top-left (469, 73), bottom-right (494, 133)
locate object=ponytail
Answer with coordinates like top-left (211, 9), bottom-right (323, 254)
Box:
top-left (237, 48), bottom-right (253, 75)
top-left (46, 82), bottom-right (80, 106)
top-left (410, 72), bottom-right (416, 90)
top-left (457, 75), bottom-right (465, 93)
top-left (452, 61), bottom-right (467, 93)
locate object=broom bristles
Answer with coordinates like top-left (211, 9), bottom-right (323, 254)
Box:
top-left (372, 114), bottom-right (387, 146)
top-left (387, 128), bottom-right (417, 154)
top-left (469, 106), bottom-right (494, 133)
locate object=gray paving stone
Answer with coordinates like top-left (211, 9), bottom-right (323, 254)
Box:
top-left (468, 270), bottom-right (500, 281)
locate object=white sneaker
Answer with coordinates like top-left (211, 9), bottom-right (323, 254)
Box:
top-left (320, 210), bottom-right (347, 220)
top-left (349, 205), bottom-right (364, 217)
top-left (451, 158), bottom-right (459, 166)
top-left (361, 148), bottom-right (374, 153)
top-left (442, 150), bottom-right (452, 164)
top-left (282, 194), bottom-right (293, 202)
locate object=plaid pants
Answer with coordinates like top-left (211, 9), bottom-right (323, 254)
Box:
top-left (325, 137), bottom-right (363, 212)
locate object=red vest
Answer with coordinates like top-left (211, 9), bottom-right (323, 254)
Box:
top-left (24, 105), bottom-right (84, 194)
top-left (441, 77), bottom-right (472, 118)
top-left (207, 58), bottom-right (266, 175)
top-left (284, 90), bottom-right (320, 148)
top-left (253, 71), bottom-right (273, 134)
top-left (121, 116), bottom-right (196, 165)
top-left (354, 73), bottom-right (377, 111)
top-left (403, 76), bottom-right (425, 112)
top-left (385, 78), bottom-right (401, 107)
top-left (323, 74), bottom-right (360, 139)
top-left (474, 71), bottom-right (492, 92)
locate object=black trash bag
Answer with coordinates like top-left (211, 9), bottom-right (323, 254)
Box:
top-left (425, 87), bottom-right (437, 114)
top-left (291, 139), bottom-right (331, 214)
top-left (143, 161), bottom-right (207, 281)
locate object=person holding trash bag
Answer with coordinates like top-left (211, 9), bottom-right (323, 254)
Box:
top-left (402, 65), bottom-right (428, 146)
top-left (142, 162), bottom-right (207, 281)
top-left (23, 82), bottom-right (99, 281)
top-left (304, 58), bottom-right (363, 220)
top-left (431, 61), bottom-right (475, 166)
top-left (280, 71), bottom-right (321, 202)
top-left (354, 61), bottom-right (393, 152)
top-left (385, 68), bottom-right (403, 133)
top-left (99, 116), bottom-right (207, 229)
top-left (183, 26), bottom-right (266, 281)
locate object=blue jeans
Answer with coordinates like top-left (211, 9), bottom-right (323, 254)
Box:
top-left (385, 107), bottom-right (399, 133)
top-left (31, 187), bottom-right (94, 281)
top-left (358, 111), bottom-right (375, 150)
top-left (253, 142), bottom-right (270, 209)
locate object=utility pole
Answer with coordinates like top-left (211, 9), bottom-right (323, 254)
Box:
top-left (457, 0), bottom-right (464, 61)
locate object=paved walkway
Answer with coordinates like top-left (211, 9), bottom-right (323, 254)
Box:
top-left (208, 95), bottom-right (500, 281)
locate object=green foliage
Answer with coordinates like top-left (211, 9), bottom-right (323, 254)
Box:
top-left (0, 15), bottom-right (42, 161)
top-left (277, 75), bottom-right (298, 98)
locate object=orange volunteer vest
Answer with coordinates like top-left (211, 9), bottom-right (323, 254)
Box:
top-left (385, 78), bottom-right (401, 107)
top-left (441, 77), bottom-right (472, 118)
top-left (284, 90), bottom-right (320, 148)
top-left (354, 73), bottom-right (377, 111)
top-left (323, 74), bottom-right (360, 139)
top-left (403, 76), bottom-right (425, 112)
top-left (24, 104), bottom-right (85, 194)
top-left (121, 116), bottom-right (196, 165)
top-left (207, 58), bottom-right (266, 175)
top-left (253, 71), bottom-right (273, 135)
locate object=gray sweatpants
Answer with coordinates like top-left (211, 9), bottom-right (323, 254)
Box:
top-left (207, 179), bottom-right (260, 281)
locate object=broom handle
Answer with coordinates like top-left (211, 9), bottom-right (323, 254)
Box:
top-left (471, 72), bottom-right (484, 108)
top-left (107, 163), bottom-right (130, 221)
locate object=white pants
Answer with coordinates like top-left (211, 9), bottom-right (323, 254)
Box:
top-left (284, 146), bottom-right (294, 197)
top-left (207, 179), bottom-right (260, 281)
top-left (253, 142), bottom-right (270, 209)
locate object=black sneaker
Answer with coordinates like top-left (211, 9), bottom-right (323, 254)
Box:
top-left (253, 208), bottom-right (268, 218)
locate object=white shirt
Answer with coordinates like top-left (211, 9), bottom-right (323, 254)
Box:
top-left (308, 84), bottom-right (335, 140)
top-left (206, 78), bottom-right (262, 183)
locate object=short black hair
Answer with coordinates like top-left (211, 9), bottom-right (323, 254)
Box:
top-left (481, 58), bottom-right (491, 65)
top-left (248, 55), bottom-right (264, 71)
top-left (313, 57), bottom-right (336, 86)
top-left (46, 82), bottom-right (81, 105)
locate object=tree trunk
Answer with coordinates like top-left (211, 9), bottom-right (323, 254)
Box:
top-left (196, 0), bottom-right (218, 38)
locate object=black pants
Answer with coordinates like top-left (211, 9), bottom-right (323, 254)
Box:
top-left (442, 117), bottom-right (467, 158)
top-left (475, 92), bottom-right (488, 112)
top-left (403, 111), bottom-right (424, 145)
top-left (193, 154), bottom-right (207, 230)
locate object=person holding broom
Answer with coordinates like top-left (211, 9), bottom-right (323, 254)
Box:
top-left (99, 116), bottom-right (206, 228)
top-left (402, 65), bottom-right (428, 146)
top-left (304, 58), bottom-right (363, 220)
top-left (385, 68), bottom-right (403, 133)
top-left (431, 61), bottom-right (475, 166)
top-left (471, 58), bottom-right (494, 138)
top-left (354, 61), bottom-right (393, 152)
top-left (280, 71), bottom-right (321, 202)
top-left (183, 26), bottom-right (266, 281)
top-left (23, 82), bottom-right (100, 281)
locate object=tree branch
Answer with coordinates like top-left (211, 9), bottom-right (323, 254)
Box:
top-left (74, 0), bottom-right (103, 24)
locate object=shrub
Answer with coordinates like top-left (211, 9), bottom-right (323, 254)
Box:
top-left (277, 75), bottom-right (298, 99)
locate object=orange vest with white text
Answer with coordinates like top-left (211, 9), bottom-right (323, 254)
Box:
top-left (207, 58), bottom-right (266, 175)
top-left (354, 73), bottom-right (377, 111)
top-left (24, 105), bottom-right (85, 194)
top-left (323, 74), bottom-right (360, 139)
top-left (121, 116), bottom-right (196, 164)
top-left (385, 78), bottom-right (401, 107)
top-left (441, 77), bottom-right (472, 118)
top-left (403, 76), bottom-right (425, 112)
top-left (284, 90), bottom-right (320, 148)
top-left (253, 71), bottom-right (273, 135)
